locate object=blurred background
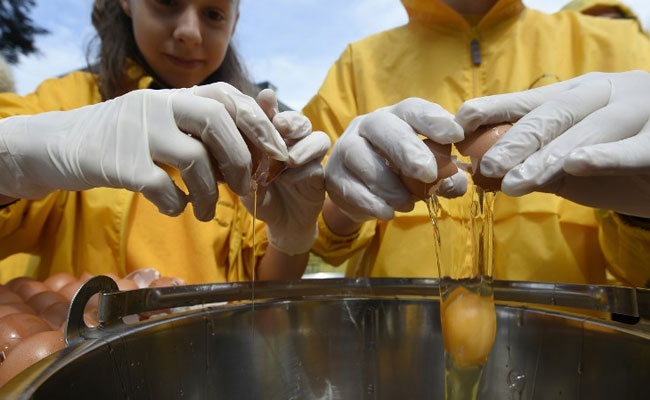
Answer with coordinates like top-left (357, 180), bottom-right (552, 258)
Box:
top-left (6, 0), bottom-right (650, 110)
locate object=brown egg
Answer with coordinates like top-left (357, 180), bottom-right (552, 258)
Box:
top-left (43, 273), bottom-right (76, 292)
top-left (0, 304), bottom-right (35, 319)
top-left (441, 286), bottom-right (497, 367)
top-left (85, 294), bottom-right (99, 313)
top-left (26, 291), bottom-right (68, 314)
top-left (455, 123), bottom-right (512, 191)
top-left (0, 313), bottom-right (51, 357)
top-left (400, 140), bottom-right (459, 200)
top-left (248, 139), bottom-right (287, 188)
top-left (5, 277), bottom-right (34, 292)
top-left (83, 311), bottom-right (99, 328)
top-left (58, 280), bottom-right (83, 302)
top-left (210, 131), bottom-right (286, 187)
top-left (116, 278), bottom-right (139, 292)
top-left (39, 302), bottom-right (69, 330)
top-left (79, 272), bottom-right (93, 282)
top-left (0, 287), bottom-right (23, 306)
top-left (0, 330), bottom-right (64, 387)
top-left (13, 281), bottom-right (49, 301)
top-left (149, 277), bottom-right (186, 288)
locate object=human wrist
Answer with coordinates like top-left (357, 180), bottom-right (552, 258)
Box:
top-left (322, 198), bottom-right (363, 236)
top-left (266, 223), bottom-right (318, 256)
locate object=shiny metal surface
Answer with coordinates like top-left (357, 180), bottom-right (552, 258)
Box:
top-left (2, 280), bottom-right (650, 399)
top-left (64, 275), bottom-right (118, 346)
top-left (69, 278), bottom-right (650, 334)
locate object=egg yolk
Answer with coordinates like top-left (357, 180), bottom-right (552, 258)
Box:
top-left (441, 286), bottom-right (497, 366)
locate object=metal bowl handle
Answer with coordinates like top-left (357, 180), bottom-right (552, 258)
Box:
top-left (64, 275), bottom-right (119, 346)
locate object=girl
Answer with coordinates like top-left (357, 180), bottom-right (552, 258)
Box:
top-left (0, 0), bottom-right (330, 284)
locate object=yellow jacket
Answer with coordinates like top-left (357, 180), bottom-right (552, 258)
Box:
top-left (305, 0), bottom-right (650, 286)
top-left (0, 70), bottom-right (267, 284)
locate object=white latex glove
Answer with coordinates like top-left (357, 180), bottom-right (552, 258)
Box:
top-left (324, 98), bottom-right (466, 222)
top-left (456, 71), bottom-right (650, 218)
top-left (0, 82), bottom-right (288, 221)
top-left (242, 90), bottom-right (331, 255)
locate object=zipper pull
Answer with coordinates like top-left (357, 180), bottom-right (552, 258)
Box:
top-left (470, 39), bottom-right (482, 66)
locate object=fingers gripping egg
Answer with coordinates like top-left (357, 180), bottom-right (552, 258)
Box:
top-left (399, 140), bottom-right (459, 200)
top-left (441, 287), bottom-right (497, 366)
top-left (455, 123), bottom-right (512, 191)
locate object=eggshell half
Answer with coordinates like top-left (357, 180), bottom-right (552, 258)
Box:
top-left (400, 140), bottom-right (458, 200)
top-left (455, 123), bottom-right (512, 191)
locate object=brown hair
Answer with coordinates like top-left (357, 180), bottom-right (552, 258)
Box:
top-left (88, 0), bottom-right (255, 100)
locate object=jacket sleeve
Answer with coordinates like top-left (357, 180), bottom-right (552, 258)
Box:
top-left (302, 45), bottom-right (377, 265)
top-left (0, 71), bottom-right (99, 118)
top-left (0, 194), bottom-right (64, 257)
top-left (311, 212), bottom-right (377, 266)
top-left (0, 73), bottom-right (97, 260)
top-left (597, 210), bottom-right (650, 287)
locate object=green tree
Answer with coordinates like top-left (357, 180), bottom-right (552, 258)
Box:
top-left (0, 0), bottom-right (48, 64)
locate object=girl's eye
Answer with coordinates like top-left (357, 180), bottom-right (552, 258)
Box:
top-left (205, 9), bottom-right (225, 22)
top-left (154, 0), bottom-right (176, 6)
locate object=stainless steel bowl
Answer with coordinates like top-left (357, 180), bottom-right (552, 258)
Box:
top-left (2, 278), bottom-right (650, 399)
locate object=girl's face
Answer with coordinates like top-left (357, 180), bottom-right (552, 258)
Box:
top-left (121, 0), bottom-right (239, 88)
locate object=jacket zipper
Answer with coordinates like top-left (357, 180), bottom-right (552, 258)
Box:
top-left (470, 28), bottom-right (482, 98)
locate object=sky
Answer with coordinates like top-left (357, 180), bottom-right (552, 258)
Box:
top-left (11, 0), bottom-right (650, 110)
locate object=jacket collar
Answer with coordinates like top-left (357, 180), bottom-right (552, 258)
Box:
top-left (401, 0), bottom-right (525, 31)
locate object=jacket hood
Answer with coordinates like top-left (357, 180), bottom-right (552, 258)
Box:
top-left (400, 0), bottom-right (524, 28)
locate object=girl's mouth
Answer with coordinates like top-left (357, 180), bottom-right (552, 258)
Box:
top-left (165, 54), bottom-right (205, 69)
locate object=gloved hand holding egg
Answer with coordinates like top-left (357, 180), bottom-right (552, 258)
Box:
top-left (241, 89), bottom-right (331, 255)
top-left (456, 70), bottom-right (650, 218)
top-left (324, 98), bottom-right (468, 222)
top-left (0, 82), bottom-right (289, 222)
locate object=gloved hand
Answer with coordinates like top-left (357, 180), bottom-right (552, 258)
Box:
top-left (456, 71), bottom-right (650, 218)
top-left (242, 90), bottom-right (331, 255)
top-left (0, 82), bottom-right (288, 221)
top-left (324, 98), bottom-right (466, 222)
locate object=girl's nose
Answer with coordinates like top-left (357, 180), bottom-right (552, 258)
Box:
top-left (173, 8), bottom-right (202, 46)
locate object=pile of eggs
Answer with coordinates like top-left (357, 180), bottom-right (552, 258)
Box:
top-left (0, 270), bottom-right (185, 388)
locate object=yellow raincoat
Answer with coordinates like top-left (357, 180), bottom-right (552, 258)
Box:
top-left (0, 69), bottom-right (267, 284)
top-left (305, 0), bottom-right (650, 286)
